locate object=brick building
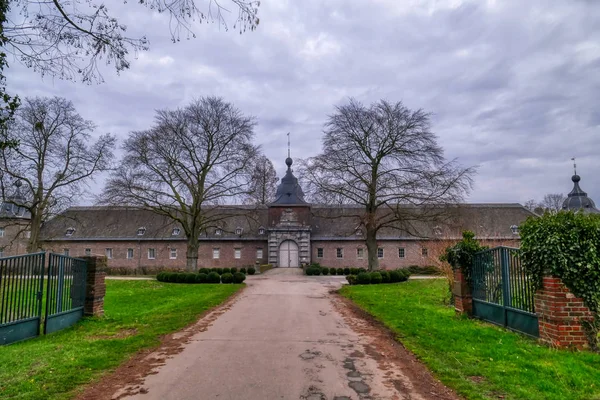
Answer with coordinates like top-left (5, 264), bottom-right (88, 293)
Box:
top-left (1, 156), bottom-right (541, 272)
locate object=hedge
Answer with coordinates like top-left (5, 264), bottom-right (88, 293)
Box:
top-left (345, 268), bottom-right (411, 285)
top-left (156, 271), bottom-right (247, 284)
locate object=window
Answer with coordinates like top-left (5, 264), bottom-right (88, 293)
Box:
top-left (170, 248), bottom-right (177, 259)
top-left (258, 228), bottom-right (265, 235)
top-left (171, 228), bottom-right (180, 236)
top-left (148, 248), bottom-right (156, 259)
top-left (213, 248), bottom-right (220, 259)
top-left (398, 248), bottom-right (405, 258)
top-left (235, 228), bottom-right (243, 235)
top-left (127, 248), bottom-right (134, 259)
top-left (377, 248), bottom-right (384, 258)
top-left (63, 248), bottom-right (70, 256)
top-left (65, 227), bottom-right (75, 236)
top-left (215, 229), bottom-right (222, 236)
top-left (357, 248), bottom-right (364, 259)
top-left (336, 248), bottom-right (343, 258)
top-left (106, 248), bottom-right (113, 259)
top-left (433, 226), bottom-right (442, 236)
top-left (422, 248), bottom-right (428, 257)
top-left (256, 248), bottom-right (263, 259)
top-left (355, 229), bottom-right (363, 236)
top-left (234, 248), bottom-right (241, 259)
top-left (510, 225), bottom-right (519, 235)
top-left (137, 227), bottom-right (146, 236)
top-left (0, 228), bottom-right (5, 237)
top-left (85, 248), bottom-right (91, 256)
top-left (317, 248), bottom-right (324, 258)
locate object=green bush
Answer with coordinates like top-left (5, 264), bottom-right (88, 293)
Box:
top-left (370, 272), bottom-right (382, 284)
top-left (343, 267), bottom-right (350, 275)
top-left (407, 265), bottom-right (441, 275)
top-left (221, 272), bottom-right (233, 284)
top-left (233, 272), bottom-right (246, 284)
top-left (247, 267), bottom-right (256, 275)
top-left (380, 271), bottom-right (390, 283)
top-left (197, 273), bottom-right (208, 283)
top-left (199, 268), bottom-right (209, 274)
top-left (312, 267), bottom-right (321, 276)
top-left (174, 273), bottom-right (186, 283)
top-left (441, 230), bottom-right (487, 283)
top-left (184, 273), bottom-right (196, 283)
top-left (389, 270), bottom-right (401, 283)
top-left (329, 267), bottom-right (336, 275)
top-left (346, 275), bottom-right (357, 285)
top-left (357, 272), bottom-right (371, 284)
top-left (358, 268), bottom-right (367, 274)
top-left (311, 262), bottom-right (321, 268)
top-left (350, 268), bottom-right (359, 275)
top-left (222, 268), bottom-right (231, 274)
top-left (321, 267), bottom-right (329, 275)
top-left (210, 267), bottom-right (218, 273)
top-left (230, 267), bottom-right (237, 274)
top-left (156, 272), bottom-right (166, 282)
top-left (207, 272), bottom-right (221, 283)
top-left (305, 267), bottom-right (314, 276)
top-left (215, 268), bottom-right (223, 275)
top-left (240, 267), bottom-right (247, 274)
top-left (399, 269), bottom-right (411, 282)
top-left (168, 273), bottom-right (179, 283)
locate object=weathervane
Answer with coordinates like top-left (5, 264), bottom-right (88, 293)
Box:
top-left (572, 157), bottom-right (577, 175)
top-left (287, 132), bottom-right (291, 158)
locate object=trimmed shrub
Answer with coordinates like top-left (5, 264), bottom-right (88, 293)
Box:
top-left (321, 267), bottom-right (329, 275)
top-left (197, 273), bottom-right (208, 283)
top-left (370, 272), bottom-right (382, 284)
top-left (185, 273), bottom-right (196, 283)
top-left (346, 275), bottom-right (357, 285)
top-left (221, 272), bottom-right (234, 283)
top-left (358, 268), bottom-right (367, 274)
top-left (247, 267), bottom-right (256, 275)
top-left (156, 272), bottom-right (166, 282)
top-left (407, 265), bottom-right (441, 275)
top-left (389, 270), bottom-right (401, 283)
top-left (312, 267), bottom-right (321, 276)
top-left (357, 272), bottom-right (371, 284)
top-left (207, 272), bottom-right (221, 283)
top-left (311, 262), bottom-right (321, 268)
top-left (329, 267), bottom-right (336, 275)
top-left (305, 267), bottom-right (314, 276)
top-left (216, 268), bottom-right (224, 275)
top-left (168, 273), bottom-right (179, 283)
top-left (399, 269), bottom-right (411, 282)
top-left (222, 268), bottom-right (231, 274)
top-left (343, 267), bottom-right (350, 275)
top-left (380, 270), bottom-right (390, 283)
top-left (199, 268), bottom-right (209, 274)
top-left (350, 268), bottom-right (359, 275)
top-left (233, 272), bottom-right (246, 284)
top-left (174, 273), bottom-right (186, 283)
top-left (240, 267), bottom-right (247, 274)
top-left (230, 267), bottom-right (238, 274)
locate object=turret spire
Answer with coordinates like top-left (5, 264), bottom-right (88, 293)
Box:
top-left (287, 132), bottom-right (290, 159)
top-left (572, 157), bottom-right (577, 175)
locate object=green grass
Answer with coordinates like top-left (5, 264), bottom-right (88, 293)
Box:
top-left (0, 280), bottom-right (242, 399)
top-left (340, 280), bottom-right (600, 400)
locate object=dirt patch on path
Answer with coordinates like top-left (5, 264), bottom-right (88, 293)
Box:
top-left (332, 292), bottom-right (461, 400)
top-left (75, 288), bottom-right (245, 400)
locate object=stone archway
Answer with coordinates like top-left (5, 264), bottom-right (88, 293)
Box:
top-left (278, 240), bottom-right (299, 268)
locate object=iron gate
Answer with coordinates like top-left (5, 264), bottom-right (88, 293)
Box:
top-left (0, 252), bottom-right (87, 345)
top-left (471, 247), bottom-right (539, 337)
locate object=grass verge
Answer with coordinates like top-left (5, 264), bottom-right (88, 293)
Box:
top-left (340, 280), bottom-right (600, 400)
top-left (0, 280), bottom-right (242, 399)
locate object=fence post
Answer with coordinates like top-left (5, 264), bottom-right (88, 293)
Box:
top-left (535, 274), bottom-right (594, 349)
top-left (453, 267), bottom-right (472, 315)
top-left (81, 256), bottom-right (107, 317)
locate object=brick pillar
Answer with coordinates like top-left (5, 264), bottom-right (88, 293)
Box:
top-left (453, 268), bottom-right (472, 315)
top-left (535, 276), bottom-right (594, 349)
top-left (82, 256), bottom-right (107, 317)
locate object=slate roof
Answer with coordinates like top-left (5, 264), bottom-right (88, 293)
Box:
top-left (272, 157), bottom-right (307, 205)
top-left (41, 203), bottom-right (534, 241)
top-left (562, 174), bottom-right (599, 214)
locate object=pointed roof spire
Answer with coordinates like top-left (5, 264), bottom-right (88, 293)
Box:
top-left (285, 132), bottom-right (293, 170)
top-left (273, 133), bottom-right (306, 204)
top-left (562, 160), bottom-right (599, 213)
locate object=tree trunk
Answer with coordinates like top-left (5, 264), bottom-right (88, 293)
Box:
top-left (27, 212), bottom-right (43, 253)
top-left (186, 238), bottom-right (199, 272)
top-left (366, 228), bottom-right (379, 271)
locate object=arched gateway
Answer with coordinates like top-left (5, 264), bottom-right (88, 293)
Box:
top-left (278, 240), bottom-right (299, 268)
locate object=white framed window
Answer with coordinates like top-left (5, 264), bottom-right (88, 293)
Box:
top-left (65, 227), bottom-right (75, 236)
top-left (63, 248), bottom-right (70, 256)
top-left (357, 248), bottom-right (364, 259)
top-left (213, 248), bottom-right (220, 259)
top-left (0, 228), bottom-right (5, 237)
top-left (235, 227), bottom-right (243, 235)
top-left (336, 248), bottom-right (343, 258)
top-left (171, 228), bottom-right (181, 236)
top-left (422, 248), bottom-right (428, 257)
top-left (258, 227), bottom-right (265, 235)
top-left (256, 248), bottom-right (263, 259)
top-left (137, 227), bottom-right (146, 236)
top-left (377, 248), bottom-right (384, 259)
top-left (85, 248), bottom-right (91, 256)
top-left (148, 248), bottom-right (156, 259)
top-left (170, 248), bottom-right (177, 259)
top-left (127, 248), bottom-right (134, 259)
top-left (215, 228), bottom-right (222, 236)
top-left (106, 248), bottom-right (113, 259)
top-left (234, 248), bottom-right (241, 259)
top-left (398, 248), bottom-right (405, 258)
top-left (317, 248), bottom-right (323, 258)
top-left (355, 229), bottom-right (362, 236)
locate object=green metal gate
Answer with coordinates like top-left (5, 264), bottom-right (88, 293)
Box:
top-left (0, 253), bottom-right (46, 345)
top-left (471, 247), bottom-right (539, 337)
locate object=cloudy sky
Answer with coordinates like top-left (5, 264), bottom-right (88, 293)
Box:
top-left (6, 0), bottom-right (600, 205)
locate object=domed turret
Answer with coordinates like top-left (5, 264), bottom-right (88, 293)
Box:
top-left (273, 157), bottom-right (306, 205)
top-left (0, 180), bottom-right (31, 219)
top-left (562, 173), bottom-right (599, 214)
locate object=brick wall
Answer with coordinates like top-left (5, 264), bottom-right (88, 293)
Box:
top-left (535, 276), bottom-right (594, 349)
top-left (82, 256), bottom-right (106, 316)
top-left (198, 240), bottom-right (268, 268)
top-left (452, 268), bottom-right (472, 314)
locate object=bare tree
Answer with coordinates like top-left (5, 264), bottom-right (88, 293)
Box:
top-left (3, 0), bottom-right (260, 83)
top-left (0, 96), bottom-right (116, 252)
top-left (540, 193), bottom-right (565, 213)
top-left (302, 99), bottom-right (474, 271)
top-left (244, 155), bottom-right (278, 205)
top-left (523, 199), bottom-right (538, 212)
top-left (101, 96), bottom-right (258, 271)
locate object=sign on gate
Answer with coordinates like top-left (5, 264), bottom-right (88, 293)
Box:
top-left (471, 247), bottom-right (539, 337)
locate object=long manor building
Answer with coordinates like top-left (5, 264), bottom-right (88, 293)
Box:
top-left (2, 156), bottom-right (595, 273)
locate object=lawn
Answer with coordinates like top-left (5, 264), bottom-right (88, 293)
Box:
top-left (0, 280), bottom-right (242, 399)
top-left (340, 280), bottom-right (600, 400)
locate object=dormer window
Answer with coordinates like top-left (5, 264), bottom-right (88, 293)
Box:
top-left (171, 228), bottom-right (181, 236)
top-left (258, 227), bottom-right (265, 235)
top-left (235, 227), bottom-right (243, 235)
top-left (355, 228), bottom-right (363, 236)
top-left (215, 228), bottom-right (222, 236)
top-left (137, 227), bottom-right (146, 236)
top-left (510, 225), bottom-right (519, 235)
top-left (65, 227), bottom-right (75, 236)
top-left (433, 226), bottom-right (442, 236)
